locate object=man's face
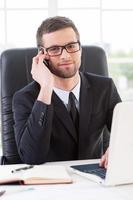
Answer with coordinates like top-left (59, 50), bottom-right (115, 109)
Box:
top-left (42, 27), bottom-right (82, 79)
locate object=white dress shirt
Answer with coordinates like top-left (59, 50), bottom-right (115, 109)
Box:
top-left (53, 77), bottom-right (81, 111)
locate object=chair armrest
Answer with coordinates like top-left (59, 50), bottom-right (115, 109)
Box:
top-left (0, 155), bottom-right (6, 165)
top-left (0, 156), bottom-right (2, 165)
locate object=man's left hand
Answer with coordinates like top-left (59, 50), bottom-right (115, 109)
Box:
top-left (99, 148), bottom-right (109, 169)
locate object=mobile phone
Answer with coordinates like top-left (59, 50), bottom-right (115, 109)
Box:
top-left (38, 47), bottom-right (50, 69)
top-left (43, 59), bottom-right (49, 68)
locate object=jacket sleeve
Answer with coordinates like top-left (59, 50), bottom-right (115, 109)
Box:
top-left (12, 90), bottom-right (54, 164)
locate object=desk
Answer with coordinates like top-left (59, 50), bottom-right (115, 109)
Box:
top-left (0, 159), bottom-right (133, 200)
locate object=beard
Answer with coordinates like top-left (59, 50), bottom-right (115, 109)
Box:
top-left (49, 63), bottom-right (79, 79)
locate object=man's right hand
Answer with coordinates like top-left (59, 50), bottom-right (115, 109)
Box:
top-left (31, 52), bottom-right (54, 104)
top-left (31, 51), bottom-right (54, 89)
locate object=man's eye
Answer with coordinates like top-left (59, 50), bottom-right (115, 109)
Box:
top-left (67, 44), bottom-right (76, 49)
top-left (49, 47), bottom-right (60, 52)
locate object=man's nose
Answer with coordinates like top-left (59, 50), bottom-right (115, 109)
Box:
top-left (60, 48), bottom-right (71, 59)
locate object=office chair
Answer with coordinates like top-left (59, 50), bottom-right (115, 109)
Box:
top-left (0, 46), bottom-right (108, 164)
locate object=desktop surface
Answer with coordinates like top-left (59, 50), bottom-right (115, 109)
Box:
top-left (0, 159), bottom-right (133, 200)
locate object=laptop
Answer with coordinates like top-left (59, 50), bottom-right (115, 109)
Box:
top-left (71, 102), bottom-right (133, 186)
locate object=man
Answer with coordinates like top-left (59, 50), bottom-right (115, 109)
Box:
top-left (13, 16), bottom-right (121, 167)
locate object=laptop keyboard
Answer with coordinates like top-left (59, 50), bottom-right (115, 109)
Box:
top-left (71, 163), bottom-right (106, 179)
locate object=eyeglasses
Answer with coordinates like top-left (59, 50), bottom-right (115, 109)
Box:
top-left (39, 41), bottom-right (81, 57)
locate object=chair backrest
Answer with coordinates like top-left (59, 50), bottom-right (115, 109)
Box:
top-left (0, 46), bottom-right (108, 164)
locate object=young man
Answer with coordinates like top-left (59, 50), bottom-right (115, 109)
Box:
top-left (13, 16), bottom-right (121, 167)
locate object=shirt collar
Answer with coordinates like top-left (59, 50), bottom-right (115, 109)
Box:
top-left (54, 77), bottom-right (81, 104)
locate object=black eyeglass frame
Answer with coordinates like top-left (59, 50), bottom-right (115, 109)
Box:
top-left (38, 41), bottom-right (81, 57)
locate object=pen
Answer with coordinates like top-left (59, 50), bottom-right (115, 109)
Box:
top-left (7, 188), bottom-right (35, 195)
top-left (0, 190), bottom-right (6, 197)
top-left (11, 165), bottom-right (34, 173)
top-left (0, 188), bottom-right (35, 197)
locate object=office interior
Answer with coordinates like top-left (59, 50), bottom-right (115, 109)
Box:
top-left (0, 0), bottom-right (133, 199)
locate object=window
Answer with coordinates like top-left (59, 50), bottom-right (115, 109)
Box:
top-left (0, 0), bottom-right (4, 8)
top-left (6, 0), bottom-right (48, 8)
top-left (59, 9), bottom-right (101, 45)
top-left (102, 10), bottom-right (133, 100)
top-left (58, 0), bottom-right (100, 8)
top-left (57, 0), bottom-right (133, 101)
top-left (0, 0), bottom-right (48, 52)
top-left (0, 11), bottom-right (5, 48)
top-left (7, 10), bottom-right (48, 47)
top-left (102, 0), bottom-right (133, 9)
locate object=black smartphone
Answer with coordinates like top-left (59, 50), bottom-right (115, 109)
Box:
top-left (43, 59), bottom-right (49, 68)
top-left (38, 47), bottom-right (50, 69)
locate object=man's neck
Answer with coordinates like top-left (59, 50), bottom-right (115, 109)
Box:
top-left (54, 72), bottom-right (80, 91)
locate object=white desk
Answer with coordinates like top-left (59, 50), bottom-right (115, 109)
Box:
top-left (0, 159), bottom-right (133, 200)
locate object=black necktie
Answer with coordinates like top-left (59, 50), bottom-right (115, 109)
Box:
top-left (68, 92), bottom-right (79, 132)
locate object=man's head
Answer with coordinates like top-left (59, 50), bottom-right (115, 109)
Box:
top-left (36, 16), bottom-right (80, 47)
top-left (36, 16), bottom-right (82, 79)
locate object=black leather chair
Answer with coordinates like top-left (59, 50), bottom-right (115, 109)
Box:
top-left (0, 46), bottom-right (108, 164)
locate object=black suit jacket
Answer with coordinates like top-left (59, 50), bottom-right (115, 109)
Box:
top-left (13, 72), bottom-right (121, 164)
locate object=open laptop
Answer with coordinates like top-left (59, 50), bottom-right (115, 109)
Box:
top-left (71, 102), bottom-right (133, 186)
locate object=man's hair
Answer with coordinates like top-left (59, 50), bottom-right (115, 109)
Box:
top-left (36, 16), bottom-right (80, 47)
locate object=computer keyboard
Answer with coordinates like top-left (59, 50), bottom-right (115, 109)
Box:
top-left (71, 163), bottom-right (106, 179)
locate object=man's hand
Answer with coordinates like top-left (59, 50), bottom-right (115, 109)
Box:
top-left (31, 51), bottom-right (54, 104)
top-left (31, 51), bottom-right (54, 89)
top-left (99, 148), bottom-right (109, 169)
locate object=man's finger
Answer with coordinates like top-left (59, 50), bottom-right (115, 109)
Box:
top-left (99, 154), bottom-right (105, 167)
top-left (38, 53), bottom-right (47, 65)
top-left (104, 155), bottom-right (108, 169)
top-left (32, 56), bottom-right (39, 65)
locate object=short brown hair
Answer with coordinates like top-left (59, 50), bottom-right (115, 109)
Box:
top-left (36, 16), bottom-right (80, 47)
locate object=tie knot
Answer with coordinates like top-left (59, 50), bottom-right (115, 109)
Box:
top-left (69, 91), bottom-right (76, 100)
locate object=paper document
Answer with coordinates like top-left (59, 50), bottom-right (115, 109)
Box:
top-left (0, 164), bottom-right (72, 185)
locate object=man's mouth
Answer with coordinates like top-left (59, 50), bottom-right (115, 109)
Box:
top-left (58, 62), bottom-right (73, 67)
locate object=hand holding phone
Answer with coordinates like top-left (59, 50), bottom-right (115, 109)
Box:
top-left (32, 47), bottom-right (53, 84)
top-left (31, 48), bottom-right (54, 104)
top-left (38, 47), bottom-right (50, 69)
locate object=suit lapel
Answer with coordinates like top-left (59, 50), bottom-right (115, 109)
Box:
top-left (51, 72), bottom-right (93, 145)
top-left (52, 92), bottom-right (78, 143)
top-left (78, 73), bottom-right (93, 152)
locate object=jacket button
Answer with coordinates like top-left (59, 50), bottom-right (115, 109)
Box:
top-left (41, 112), bottom-right (44, 116)
top-left (38, 120), bottom-right (43, 127)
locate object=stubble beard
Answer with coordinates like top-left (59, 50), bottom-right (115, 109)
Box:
top-left (49, 64), bottom-right (79, 79)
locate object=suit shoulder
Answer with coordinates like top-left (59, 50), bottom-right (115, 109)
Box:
top-left (83, 72), bottom-right (113, 85)
top-left (81, 72), bottom-right (117, 97)
top-left (13, 81), bottom-right (39, 100)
